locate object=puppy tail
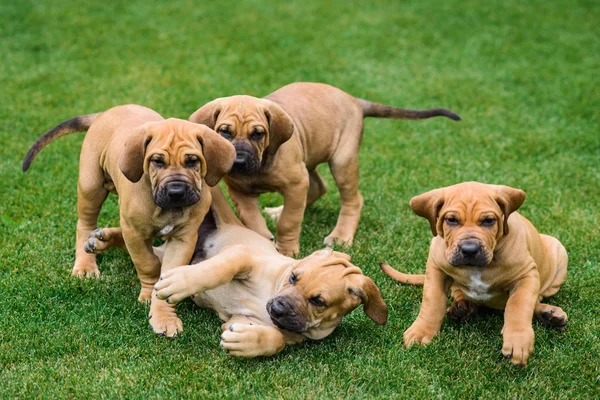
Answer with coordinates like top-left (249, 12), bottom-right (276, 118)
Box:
top-left (358, 98), bottom-right (461, 121)
top-left (22, 113), bottom-right (102, 172)
top-left (378, 263), bottom-right (425, 286)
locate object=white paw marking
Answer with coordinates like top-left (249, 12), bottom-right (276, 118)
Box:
top-left (158, 225), bottom-right (174, 236)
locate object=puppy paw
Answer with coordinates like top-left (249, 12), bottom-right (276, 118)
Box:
top-left (535, 305), bottom-right (568, 330)
top-left (71, 262), bottom-right (100, 279)
top-left (220, 323), bottom-right (284, 357)
top-left (264, 206), bottom-right (283, 222)
top-left (276, 242), bottom-right (299, 257)
top-left (323, 231), bottom-right (354, 247)
top-left (446, 300), bottom-right (477, 323)
top-left (149, 308), bottom-right (183, 338)
top-left (154, 267), bottom-right (196, 304)
top-left (403, 322), bottom-right (438, 348)
top-left (502, 327), bottom-right (535, 366)
top-left (83, 229), bottom-right (105, 254)
top-left (138, 286), bottom-right (153, 303)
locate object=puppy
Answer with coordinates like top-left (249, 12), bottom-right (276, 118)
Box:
top-left (22, 105), bottom-right (235, 336)
top-left (380, 182), bottom-right (568, 366)
top-left (149, 186), bottom-right (387, 357)
top-left (190, 82), bottom-right (461, 256)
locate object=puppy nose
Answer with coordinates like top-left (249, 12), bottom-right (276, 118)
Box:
top-left (269, 298), bottom-right (289, 318)
top-left (166, 182), bottom-right (186, 199)
top-left (234, 152), bottom-right (249, 165)
top-left (459, 240), bottom-right (480, 257)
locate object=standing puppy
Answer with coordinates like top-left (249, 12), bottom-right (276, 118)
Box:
top-left (190, 82), bottom-right (460, 256)
top-left (380, 182), bottom-right (568, 366)
top-left (23, 105), bottom-right (235, 336)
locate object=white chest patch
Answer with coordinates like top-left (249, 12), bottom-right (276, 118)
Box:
top-left (158, 225), bottom-right (175, 237)
top-left (465, 271), bottom-right (493, 302)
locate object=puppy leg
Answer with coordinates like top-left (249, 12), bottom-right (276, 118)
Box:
top-left (275, 171), bottom-right (309, 256)
top-left (155, 244), bottom-right (262, 303)
top-left (306, 170), bottom-right (327, 207)
top-left (502, 270), bottom-right (540, 366)
top-left (147, 229), bottom-right (198, 338)
top-left (84, 227), bottom-right (125, 254)
top-left (539, 235), bottom-right (568, 298)
top-left (325, 152), bottom-right (363, 246)
top-left (228, 185), bottom-right (274, 240)
top-left (72, 165), bottom-right (109, 278)
top-left (447, 285), bottom-right (477, 323)
top-left (220, 316), bottom-right (287, 357)
top-left (404, 260), bottom-right (452, 347)
top-left (121, 224), bottom-right (161, 303)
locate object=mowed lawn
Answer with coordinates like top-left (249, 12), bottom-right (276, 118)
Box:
top-left (1, 0), bottom-right (599, 397)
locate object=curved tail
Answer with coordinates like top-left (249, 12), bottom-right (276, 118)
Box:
top-left (22, 113), bottom-right (102, 172)
top-left (379, 263), bottom-right (425, 285)
top-left (358, 99), bottom-right (461, 121)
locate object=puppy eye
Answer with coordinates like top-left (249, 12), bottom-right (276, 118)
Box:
top-left (250, 129), bottom-right (264, 141)
top-left (151, 158), bottom-right (165, 168)
top-left (289, 272), bottom-right (297, 285)
top-left (445, 217), bottom-right (459, 226)
top-left (481, 218), bottom-right (496, 227)
top-left (218, 126), bottom-right (232, 139)
top-left (185, 157), bottom-right (199, 168)
top-left (309, 296), bottom-right (327, 308)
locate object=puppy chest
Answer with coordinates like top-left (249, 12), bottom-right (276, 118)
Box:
top-left (458, 271), bottom-right (505, 305)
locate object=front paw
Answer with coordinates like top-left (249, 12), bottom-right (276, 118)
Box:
top-left (149, 305), bottom-right (183, 338)
top-left (154, 267), bottom-right (195, 304)
top-left (276, 242), bottom-right (299, 257)
top-left (220, 324), bottom-right (284, 357)
top-left (403, 322), bottom-right (438, 348)
top-left (71, 262), bottom-right (100, 279)
top-left (502, 326), bottom-right (535, 366)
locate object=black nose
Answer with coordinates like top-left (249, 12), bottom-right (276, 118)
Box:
top-left (234, 152), bottom-right (250, 165)
top-left (166, 182), bottom-right (187, 199)
top-left (269, 298), bottom-right (289, 318)
top-left (460, 240), bottom-right (480, 257)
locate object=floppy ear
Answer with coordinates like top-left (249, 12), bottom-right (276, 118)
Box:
top-left (349, 275), bottom-right (388, 325)
top-left (189, 99), bottom-right (223, 129)
top-left (264, 102), bottom-right (294, 155)
top-left (119, 125), bottom-right (152, 183)
top-left (493, 185), bottom-right (526, 235)
top-left (409, 188), bottom-right (445, 237)
top-left (196, 128), bottom-right (236, 186)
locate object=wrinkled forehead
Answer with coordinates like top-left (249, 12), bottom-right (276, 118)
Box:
top-left (442, 187), bottom-right (501, 217)
top-left (147, 120), bottom-right (204, 154)
top-left (218, 96), bottom-right (269, 124)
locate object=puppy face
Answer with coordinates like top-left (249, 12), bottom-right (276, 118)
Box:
top-left (119, 119), bottom-right (236, 209)
top-left (266, 249), bottom-right (387, 339)
top-left (189, 96), bottom-right (294, 176)
top-left (410, 182), bottom-right (526, 268)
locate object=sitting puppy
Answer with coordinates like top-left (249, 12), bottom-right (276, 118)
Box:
top-left (22, 105), bottom-right (235, 336)
top-left (380, 182), bottom-right (567, 366)
top-left (150, 186), bottom-right (387, 357)
top-left (189, 82), bottom-right (461, 256)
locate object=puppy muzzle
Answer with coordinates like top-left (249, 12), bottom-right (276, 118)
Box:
top-left (153, 179), bottom-right (201, 209)
top-left (266, 296), bottom-right (307, 333)
top-left (449, 239), bottom-right (492, 267)
top-left (229, 142), bottom-right (260, 176)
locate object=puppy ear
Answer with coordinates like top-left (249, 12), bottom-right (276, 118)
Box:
top-left (409, 188), bottom-right (445, 237)
top-left (349, 276), bottom-right (388, 325)
top-left (264, 102), bottom-right (294, 155)
top-left (196, 128), bottom-right (236, 186)
top-left (494, 185), bottom-right (526, 235)
top-left (189, 99), bottom-right (223, 129)
top-left (119, 125), bottom-right (152, 183)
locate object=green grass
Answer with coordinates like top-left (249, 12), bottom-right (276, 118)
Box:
top-left (1, 0), bottom-right (599, 397)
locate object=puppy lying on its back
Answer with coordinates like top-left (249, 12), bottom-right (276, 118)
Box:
top-left (22, 105), bottom-right (235, 337)
top-left (381, 182), bottom-right (567, 366)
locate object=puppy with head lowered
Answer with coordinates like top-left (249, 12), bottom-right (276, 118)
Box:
top-left (148, 186), bottom-right (388, 357)
top-left (190, 82), bottom-right (461, 256)
top-left (380, 182), bottom-right (567, 366)
top-left (22, 105), bottom-right (235, 336)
